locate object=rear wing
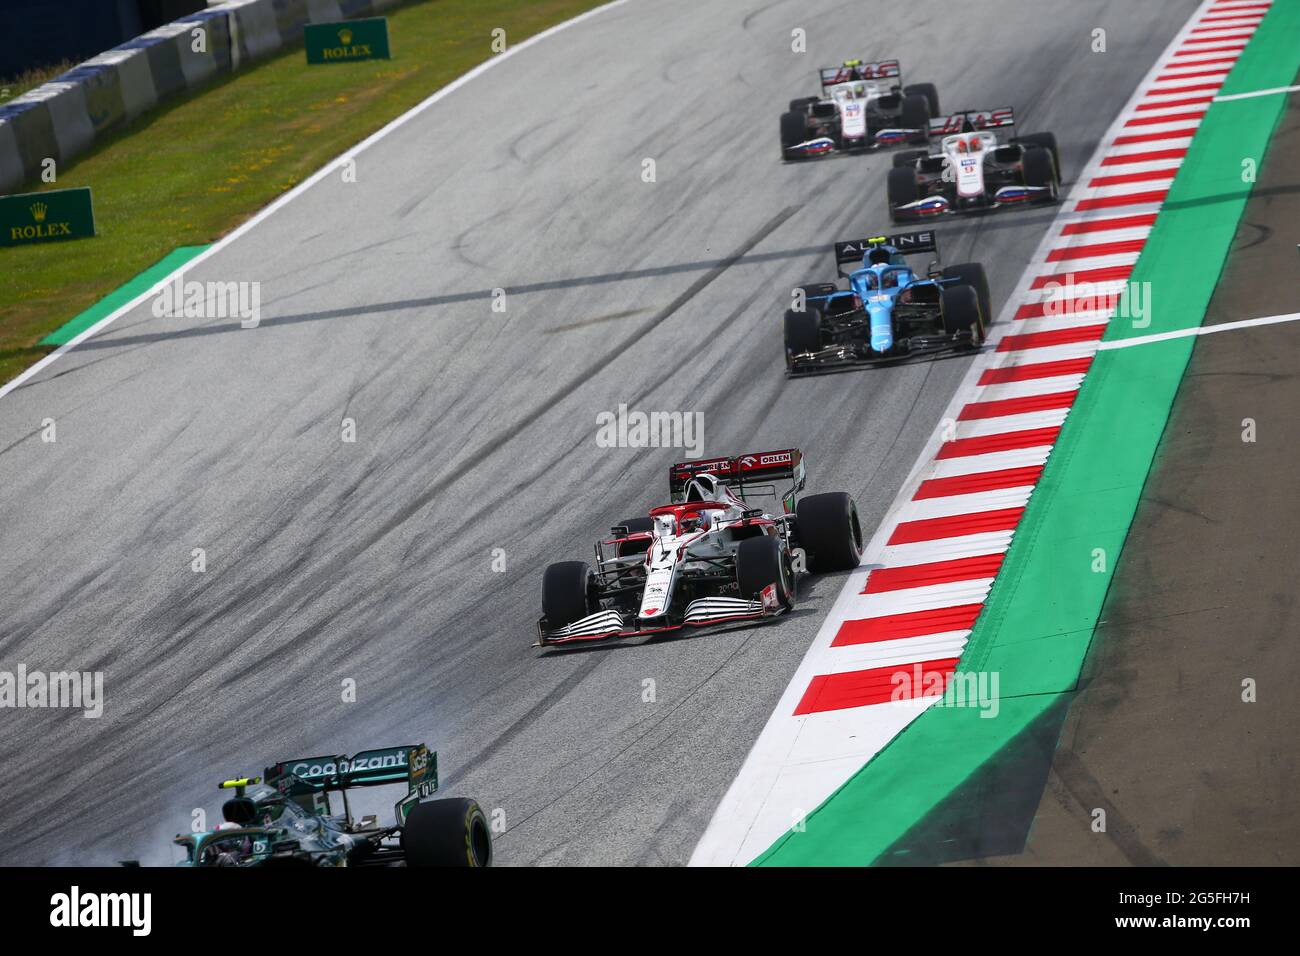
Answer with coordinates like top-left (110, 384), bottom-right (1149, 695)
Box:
top-left (266, 744), bottom-right (440, 825)
top-left (834, 230), bottom-right (940, 270)
top-left (928, 107), bottom-right (1015, 136)
top-left (265, 744), bottom-right (432, 791)
top-left (669, 449), bottom-right (806, 505)
top-left (819, 59), bottom-right (901, 88)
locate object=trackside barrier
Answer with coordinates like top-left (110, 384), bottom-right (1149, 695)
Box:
top-left (0, 0), bottom-right (403, 194)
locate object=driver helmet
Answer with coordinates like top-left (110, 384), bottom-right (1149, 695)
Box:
top-left (867, 246), bottom-right (893, 265)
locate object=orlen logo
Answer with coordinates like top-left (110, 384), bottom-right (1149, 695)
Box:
top-left (740, 453), bottom-right (791, 468)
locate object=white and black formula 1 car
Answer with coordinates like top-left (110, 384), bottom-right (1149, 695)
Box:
top-left (780, 59), bottom-right (940, 160)
top-left (536, 450), bottom-right (863, 646)
top-left (887, 107), bottom-right (1061, 222)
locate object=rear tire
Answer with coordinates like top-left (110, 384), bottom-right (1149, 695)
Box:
top-left (795, 492), bottom-right (863, 572)
top-left (780, 110), bottom-right (809, 156)
top-left (942, 261), bottom-right (991, 329)
top-left (735, 535), bottom-right (792, 608)
top-left (788, 96), bottom-right (819, 113)
top-left (784, 307), bottom-right (823, 356)
top-left (941, 283), bottom-right (983, 345)
top-left (887, 166), bottom-right (920, 222)
top-left (542, 560), bottom-right (595, 628)
top-left (402, 798), bottom-right (492, 868)
top-left (903, 82), bottom-right (940, 116)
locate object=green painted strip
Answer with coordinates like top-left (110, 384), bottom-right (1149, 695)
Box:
top-left (37, 245), bottom-right (210, 347)
top-left (755, 0), bottom-right (1300, 867)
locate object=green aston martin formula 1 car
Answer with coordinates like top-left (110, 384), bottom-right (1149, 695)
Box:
top-left (170, 744), bottom-right (492, 867)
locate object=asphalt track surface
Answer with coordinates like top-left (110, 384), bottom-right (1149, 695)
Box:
top-left (0, 0), bottom-right (1201, 865)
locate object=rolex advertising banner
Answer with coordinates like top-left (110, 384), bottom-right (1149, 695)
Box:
top-left (0, 187), bottom-right (95, 248)
top-left (304, 18), bottom-right (391, 65)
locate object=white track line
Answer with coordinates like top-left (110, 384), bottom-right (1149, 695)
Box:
top-left (0, 0), bottom-right (630, 403)
top-left (1098, 311), bottom-right (1300, 349)
top-left (1214, 83), bottom-right (1300, 100)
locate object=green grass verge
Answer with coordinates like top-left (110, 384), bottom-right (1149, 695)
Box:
top-left (0, 0), bottom-right (606, 386)
top-left (753, 0), bottom-right (1300, 866)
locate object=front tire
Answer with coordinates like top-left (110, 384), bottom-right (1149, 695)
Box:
top-left (903, 82), bottom-right (940, 116)
top-left (780, 110), bottom-right (809, 157)
top-left (941, 283), bottom-right (984, 345)
top-left (887, 166), bottom-right (920, 222)
top-left (892, 148), bottom-right (928, 169)
top-left (735, 535), bottom-right (792, 608)
top-left (1016, 131), bottom-right (1060, 178)
top-left (784, 306), bottom-right (823, 356)
top-left (795, 492), bottom-right (863, 572)
top-left (402, 798), bottom-right (492, 868)
top-left (542, 560), bottom-right (595, 628)
top-left (942, 261), bottom-right (992, 328)
top-left (1022, 146), bottom-right (1058, 199)
top-left (899, 92), bottom-right (931, 143)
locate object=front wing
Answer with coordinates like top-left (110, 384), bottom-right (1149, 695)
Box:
top-left (536, 591), bottom-right (784, 646)
top-left (787, 334), bottom-right (975, 376)
top-left (891, 184), bottom-right (1055, 221)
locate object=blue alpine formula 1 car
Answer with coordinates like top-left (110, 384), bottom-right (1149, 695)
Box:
top-left (782, 229), bottom-right (992, 375)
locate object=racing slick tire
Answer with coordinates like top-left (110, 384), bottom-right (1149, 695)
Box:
top-left (899, 92), bottom-right (931, 143)
top-left (942, 261), bottom-right (992, 328)
top-left (892, 148), bottom-right (928, 168)
top-left (736, 535), bottom-right (793, 609)
top-left (402, 797), bottom-right (492, 868)
top-left (941, 283), bottom-right (985, 346)
top-left (780, 110), bottom-right (810, 157)
top-left (887, 165), bottom-right (920, 222)
top-left (784, 307), bottom-right (823, 356)
top-left (1022, 146), bottom-right (1059, 199)
top-left (1016, 131), bottom-right (1060, 177)
top-left (903, 82), bottom-right (940, 116)
top-left (795, 492), bottom-right (863, 573)
top-left (542, 560), bottom-right (595, 628)
top-left (616, 516), bottom-right (655, 534)
top-left (788, 96), bottom-right (819, 113)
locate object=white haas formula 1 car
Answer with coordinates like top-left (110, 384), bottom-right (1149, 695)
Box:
top-left (780, 59), bottom-right (939, 160)
top-left (536, 450), bottom-right (863, 646)
top-left (888, 107), bottom-right (1061, 222)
